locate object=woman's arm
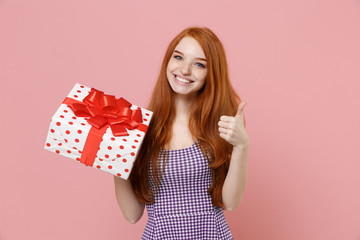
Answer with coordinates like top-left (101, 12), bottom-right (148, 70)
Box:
top-left (218, 100), bottom-right (249, 211)
top-left (113, 176), bottom-right (145, 224)
top-left (222, 143), bottom-right (249, 211)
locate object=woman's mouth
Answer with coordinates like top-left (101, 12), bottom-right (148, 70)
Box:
top-left (174, 75), bottom-right (194, 85)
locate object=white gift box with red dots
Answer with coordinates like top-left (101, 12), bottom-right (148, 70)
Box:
top-left (44, 83), bottom-right (153, 180)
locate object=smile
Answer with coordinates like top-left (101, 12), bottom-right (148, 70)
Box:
top-left (174, 75), bottom-right (194, 84)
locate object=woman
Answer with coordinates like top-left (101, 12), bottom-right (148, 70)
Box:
top-left (114, 26), bottom-right (249, 239)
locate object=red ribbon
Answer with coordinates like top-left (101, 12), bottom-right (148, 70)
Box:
top-left (62, 87), bottom-right (148, 166)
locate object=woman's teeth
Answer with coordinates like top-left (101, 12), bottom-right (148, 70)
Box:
top-left (175, 75), bottom-right (192, 83)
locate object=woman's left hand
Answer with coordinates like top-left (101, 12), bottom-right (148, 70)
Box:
top-left (218, 101), bottom-right (249, 148)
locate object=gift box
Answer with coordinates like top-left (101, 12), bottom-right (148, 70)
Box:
top-left (44, 83), bottom-right (153, 180)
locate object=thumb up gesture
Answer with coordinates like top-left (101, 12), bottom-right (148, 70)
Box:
top-left (218, 101), bottom-right (249, 148)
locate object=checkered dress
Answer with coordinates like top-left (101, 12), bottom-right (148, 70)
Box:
top-left (141, 139), bottom-right (233, 240)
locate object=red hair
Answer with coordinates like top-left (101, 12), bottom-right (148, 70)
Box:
top-left (129, 26), bottom-right (246, 208)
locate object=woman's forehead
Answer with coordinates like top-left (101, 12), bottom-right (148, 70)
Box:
top-left (174, 36), bottom-right (206, 59)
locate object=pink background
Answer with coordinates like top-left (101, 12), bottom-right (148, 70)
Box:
top-left (1, 0), bottom-right (359, 239)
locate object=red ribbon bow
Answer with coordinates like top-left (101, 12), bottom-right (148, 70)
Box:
top-left (61, 86), bottom-right (149, 167)
top-left (65, 88), bottom-right (144, 136)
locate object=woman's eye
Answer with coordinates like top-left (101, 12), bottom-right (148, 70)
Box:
top-left (196, 63), bottom-right (206, 68)
top-left (173, 55), bottom-right (206, 68)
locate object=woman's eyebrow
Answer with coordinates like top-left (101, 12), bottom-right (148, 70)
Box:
top-left (173, 50), bottom-right (207, 62)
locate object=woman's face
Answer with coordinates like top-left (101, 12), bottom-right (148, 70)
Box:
top-left (166, 36), bottom-right (208, 98)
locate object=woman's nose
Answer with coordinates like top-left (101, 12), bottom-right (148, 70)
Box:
top-left (180, 62), bottom-right (191, 75)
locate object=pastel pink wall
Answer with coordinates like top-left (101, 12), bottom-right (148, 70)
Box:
top-left (1, 0), bottom-right (359, 239)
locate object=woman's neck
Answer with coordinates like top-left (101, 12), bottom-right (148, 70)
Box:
top-left (174, 94), bottom-right (195, 121)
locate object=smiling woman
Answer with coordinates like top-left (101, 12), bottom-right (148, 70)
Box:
top-left (166, 36), bottom-right (208, 97)
top-left (114, 26), bottom-right (249, 240)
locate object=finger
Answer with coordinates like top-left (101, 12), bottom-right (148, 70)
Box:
top-left (235, 101), bottom-right (248, 120)
top-left (218, 126), bottom-right (230, 134)
top-left (219, 132), bottom-right (229, 140)
top-left (236, 101), bottom-right (248, 117)
top-left (218, 120), bottom-right (234, 129)
top-left (220, 115), bottom-right (235, 123)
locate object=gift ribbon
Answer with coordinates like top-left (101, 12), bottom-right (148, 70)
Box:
top-left (62, 87), bottom-right (148, 166)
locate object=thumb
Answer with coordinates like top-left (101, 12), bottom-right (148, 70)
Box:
top-left (235, 100), bottom-right (248, 117)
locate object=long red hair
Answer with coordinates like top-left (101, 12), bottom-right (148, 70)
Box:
top-left (129, 26), bottom-right (246, 208)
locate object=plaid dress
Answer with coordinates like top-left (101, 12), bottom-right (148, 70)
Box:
top-left (142, 139), bottom-right (234, 240)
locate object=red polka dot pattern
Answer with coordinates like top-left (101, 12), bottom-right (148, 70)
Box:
top-left (44, 83), bottom-right (153, 180)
